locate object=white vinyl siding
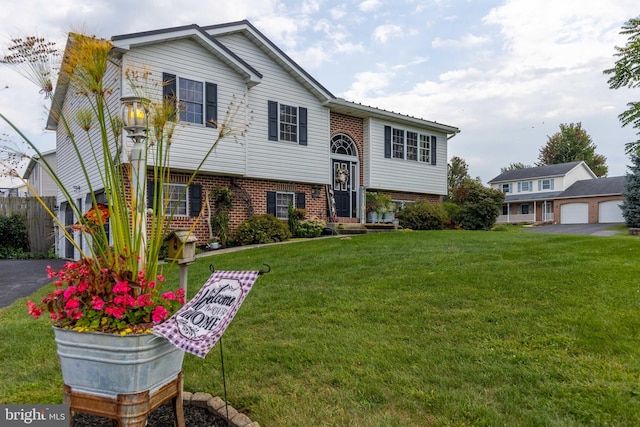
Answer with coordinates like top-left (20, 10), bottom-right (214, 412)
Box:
top-left (364, 118), bottom-right (447, 195)
top-left (121, 39), bottom-right (248, 176)
top-left (215, 32), bottom-right (329, 184)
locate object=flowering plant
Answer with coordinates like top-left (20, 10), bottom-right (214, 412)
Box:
top-left (1, 32), bottom-right (248, 334)
top-left (27, 253), bottom-right (185, 334)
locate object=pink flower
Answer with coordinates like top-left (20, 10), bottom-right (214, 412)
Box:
top-left (77, 281), bottom-right (89, 293)
top-left (26, 301), bottom-right (44, 319)
top-left (91, 296), bottom-right (105, 310)
top-left (63, 286), bottom-right (78, 300)
top-left (151, 306), bottom-right (169, 323)
top-left (65, 298), bottom-right (81, 310)
top-left (156, 274), bottom-right (165, 283)
top-left (136, 294), bottom-right (153, 307)
top-left (147, 281), bottom-right (156, 289)
top-left (114, 294), bottom-right (136, 307)
top-left (162, 291), bottom-right (176, 301)
top-left (112, 281), bottom-right (130, 294)
top-left (105, 305), bottom-right (126, 319)
top-left (46, 265), bottom-right (57, 279)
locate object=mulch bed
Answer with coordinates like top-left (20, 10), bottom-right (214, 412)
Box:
top-left (71, 402), bottom-right (232, 426)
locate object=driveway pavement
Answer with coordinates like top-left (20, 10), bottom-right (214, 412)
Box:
top-left (522, 223), bottom-right (624, 236)
top-left (0, 259), bottom-right (67, 309)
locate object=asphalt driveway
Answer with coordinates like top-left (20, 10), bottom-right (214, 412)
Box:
top-left (0, 259), bottom-right (67, 309)
top-left (522, 223), bottom-right (624, 236)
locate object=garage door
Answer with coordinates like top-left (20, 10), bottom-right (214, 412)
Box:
top-left (561, 203), bottom-right (588, 224)
top-left (599, 200), bottom-right (624, 223)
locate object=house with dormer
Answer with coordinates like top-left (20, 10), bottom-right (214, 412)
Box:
top-left (488, 161), bottom-right (625, 224)
top-left (47, 21), bottom-right (459, 258)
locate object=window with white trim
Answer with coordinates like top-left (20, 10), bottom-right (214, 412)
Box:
top-left (518, 181), bottom-right (533, 192)
top-left (501, 183), bottom-right (511, 193)
top-left (179, 78), bottom-right (203, 124)
top-left (539, 178), bottom-right (555, 190)
top-left (275, 192), bottom-right (294, 219)
top-left (162, 73), bottom-right (217, 127)
top-left (164, 183), bottom-right (188, 216)
top-left (392, 128), bottom-right (405, 159)
top-left (419, 134), bottom-right (430, 163)
top-left (384, 125), bottom-right (436, 164)
top-left (268, 101), bottom-right (308, 145)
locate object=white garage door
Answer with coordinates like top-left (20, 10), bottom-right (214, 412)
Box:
top-left (599, 200), bottom-right (624, 223)
top-left (561, 203), bottom-right (588, 224)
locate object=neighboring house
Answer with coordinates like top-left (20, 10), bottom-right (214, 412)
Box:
top-left (488, 161), bottom-right (625, 224)
top-left (23, 150), bottom-right (58, 197)
top-left (46, 21), bottom-right (459, 258)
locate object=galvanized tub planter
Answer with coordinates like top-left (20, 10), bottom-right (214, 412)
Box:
top-left (54, 327), bottom-right (186, 427)
top-left (53, 327), bottom-right (184, 397)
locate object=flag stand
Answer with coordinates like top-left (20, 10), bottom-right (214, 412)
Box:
top-left (208, 263), bottom-right (271, 426)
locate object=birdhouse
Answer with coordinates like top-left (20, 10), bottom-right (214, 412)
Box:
top-left (166, 230), bottom-right (197, 261)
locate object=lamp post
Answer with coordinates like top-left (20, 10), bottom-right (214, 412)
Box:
top-left (121, 96), bottom-right (149, 267)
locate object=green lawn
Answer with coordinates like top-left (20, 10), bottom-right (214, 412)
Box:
top-left (1, 230), bottom-right (640, 426)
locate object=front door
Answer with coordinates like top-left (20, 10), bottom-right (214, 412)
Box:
top-left (332, 160), bottom-right (354, 217)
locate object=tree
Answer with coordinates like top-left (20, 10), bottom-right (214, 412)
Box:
top-left (449, 179), bottom-right (505, 230)
top-left (603, 16), bottom-right (640, 154)
top-left (500, 162), bottom-right (531, 173)
top-left (537, 123), bottom-right (608, 177)
top-left (448, 156), bottom-right (470, 190)
top-left (622, 153), bottom-right (640, 228)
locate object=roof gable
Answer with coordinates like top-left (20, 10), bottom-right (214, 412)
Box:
top-left (202, 20), bottom-right (335, 103)
top-left (488, 161), bottom-right (594, 183)
top-left (111, 24), bottom-right (262, 87)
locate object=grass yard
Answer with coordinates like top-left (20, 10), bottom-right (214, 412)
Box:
top-left (1, 230), bottom-right (639, 426)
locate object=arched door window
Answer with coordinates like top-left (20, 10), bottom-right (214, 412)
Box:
top-left (330, 134), bottom-right (359, 218)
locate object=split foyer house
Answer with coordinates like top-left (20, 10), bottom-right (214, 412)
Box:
top-left (488, 161), bottom-right (625, 225)
top-left (46, 21), bottom-right (459, 258)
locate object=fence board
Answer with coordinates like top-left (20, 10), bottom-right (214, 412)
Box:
top-left (0, 197), bottom-right (57, 254)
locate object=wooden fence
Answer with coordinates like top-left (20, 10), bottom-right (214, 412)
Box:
top-left (0, 196), bottom-right (57, 254)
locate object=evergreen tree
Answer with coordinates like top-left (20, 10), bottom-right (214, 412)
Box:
top-left (622, 153), bottom-right (640, 228)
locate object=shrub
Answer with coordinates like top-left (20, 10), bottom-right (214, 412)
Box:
top-left (442, 202), bottom-right (462, 228)
top-left (449, 180), bottom-right (505, 230)
top-left (0, 213), bottom-right (29, 258)
top-left (396, 200), bottom-right (447, 230)
top-left (236, 214), bottom-right (292, 245)
top-left (295, 219), bottom-right (326, 238)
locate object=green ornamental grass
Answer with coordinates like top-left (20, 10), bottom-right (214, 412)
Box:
top-left (1, 230), bottom-right (639, 426)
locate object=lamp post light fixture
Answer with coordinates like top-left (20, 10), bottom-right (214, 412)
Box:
top-left (121, 96), bottom-right (149, 267)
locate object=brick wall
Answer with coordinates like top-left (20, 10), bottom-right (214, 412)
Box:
top-left (138, 172), bottom-right (328, 244)
top-left (330, 112), bottom-right (364, 186)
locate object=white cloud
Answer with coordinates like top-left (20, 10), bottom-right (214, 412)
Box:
top-left (432, 33), bottom-right (491, 49)
top-left (392, 56), bottom-right (429, 70)
top-left (342, 71), bottom-right (392, 99)
top-left (372, 24), bottom-right (403, 43)
top-left (330, 5), bottom-right (347, 20)
top-left (359, 0), bottom-right (382, 12)
top-left (291, 45), bottom-right (332, 69)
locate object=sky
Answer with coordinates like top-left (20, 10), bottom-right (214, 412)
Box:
top-left (0, 0), bottom-right (638, 186)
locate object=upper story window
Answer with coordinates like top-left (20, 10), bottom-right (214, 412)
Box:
top-left (268, 101), bottom-right (308, 145)
top-left (384, 125), bottom-right (436, 165)
top-left (501, 183), bottom-right (511, 193)
top-left (178, 78), bottom-right (203, 124)
top-left (518, 181), bottom-right (533, 192)
top-left (419, 134), bottom-right (430, 163)
top-left (163, 72), bottom-right (217, 127)
top-left (538, 178), bottom-right (555, 190)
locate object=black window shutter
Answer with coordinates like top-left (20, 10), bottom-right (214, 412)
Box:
top-left (268, 101), bottom-right (278, 141)
top-left (163, 73), bottom-right (177, 121)
top-left (298, 107), bottom-right (307, 145)
top-left (189, 184), bottom-right (202, 217)
top-left (205, 82), bottom-right (217, 128)
top-left (430, 136), bottom-right (437, 165)
top-left (147, 180), bottom-right (156, 210)
top-left (296, 192), bottom-right (306, 209)
top-left (266, 191), bottom-right (276, 215)
top-left (384, 126), bottom-right (391, 158)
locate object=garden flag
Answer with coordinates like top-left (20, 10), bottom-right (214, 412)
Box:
top-left (153, 270), bottom-right (260, 358)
